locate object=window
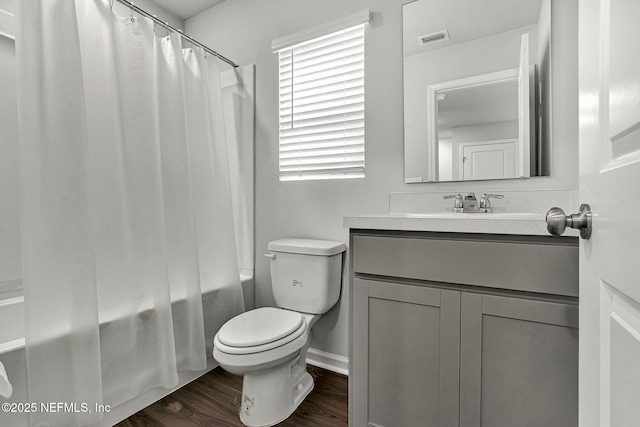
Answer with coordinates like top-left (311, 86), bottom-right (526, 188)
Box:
top-left (273, 11), bottom-right (370, 181)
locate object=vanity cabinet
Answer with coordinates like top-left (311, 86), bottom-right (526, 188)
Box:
top-left (349, 230), bottom-right (579, 427)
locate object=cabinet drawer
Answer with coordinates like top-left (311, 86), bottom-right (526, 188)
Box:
top-left (352, 234), bottom-right (578, 297)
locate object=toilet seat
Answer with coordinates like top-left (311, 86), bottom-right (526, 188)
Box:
top-left (215, 307), bottom-right (307, 355)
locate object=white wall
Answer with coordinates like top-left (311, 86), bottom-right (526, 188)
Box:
top-left (186, 0), bottom-right (578, 359)
top-left (452, 120), bottom-right (519, 144)
top-left (438, 138), bottom-right (453, 181)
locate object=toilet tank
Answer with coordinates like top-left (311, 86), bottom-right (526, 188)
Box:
top-left (267, 238), bottom-right (346, 314)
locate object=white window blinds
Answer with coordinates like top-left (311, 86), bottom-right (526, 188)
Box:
top-left (277, 24), bottom-right (366, 181)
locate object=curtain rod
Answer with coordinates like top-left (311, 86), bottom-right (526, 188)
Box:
top-left (114, 0), bottom-right (238, 68)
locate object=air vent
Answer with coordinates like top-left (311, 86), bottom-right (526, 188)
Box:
top-left (417, 29), bottom-right (450, 46)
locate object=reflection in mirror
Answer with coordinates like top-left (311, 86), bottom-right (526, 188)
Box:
top-left (403, 0), bottom-right (551, 183)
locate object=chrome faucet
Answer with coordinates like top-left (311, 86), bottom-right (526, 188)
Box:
top-left (444, 192), bottom-right (479, 212)
top-left (444, 192), bottom-right (504, 213)
top-left (462, 192), bottom-right (479, 212)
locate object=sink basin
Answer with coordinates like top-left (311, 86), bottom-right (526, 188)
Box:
top-left (398, 212), bottom-right (544, 220)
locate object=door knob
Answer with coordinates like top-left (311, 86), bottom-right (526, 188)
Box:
top-left (546, 204), bottom-right (592, 239)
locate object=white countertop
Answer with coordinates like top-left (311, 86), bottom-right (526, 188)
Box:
top-left (343, 213), bottom-right (580, 237)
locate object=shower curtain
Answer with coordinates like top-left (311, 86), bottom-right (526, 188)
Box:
top-left (16, 0), bottom-right (244, 425)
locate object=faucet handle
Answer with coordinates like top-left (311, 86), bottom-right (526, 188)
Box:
top-left (444, 194), bottom-right (463, 212)
top-left (479, 193), bottom-right (504, 212)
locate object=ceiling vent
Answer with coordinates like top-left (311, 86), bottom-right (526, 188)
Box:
top-left (417, 29), bottom-right (450, 46)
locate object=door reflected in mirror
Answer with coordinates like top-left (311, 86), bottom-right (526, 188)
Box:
top-left (437, 77), bottom-right (519, 181)
top-left (403, 0), bottom-right (551, 183)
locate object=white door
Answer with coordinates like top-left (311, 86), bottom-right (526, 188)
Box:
top-left (460, 140), bottom-right (517, 180)
top-left (579, 0), bottom-right (640, 425)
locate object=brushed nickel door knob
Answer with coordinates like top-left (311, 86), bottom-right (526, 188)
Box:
top-left (546, 204), bottom-right (592, 239)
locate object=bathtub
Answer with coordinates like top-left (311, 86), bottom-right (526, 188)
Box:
top-left (0, 274), bottom-right (254, 426)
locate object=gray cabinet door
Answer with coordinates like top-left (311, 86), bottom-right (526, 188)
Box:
top-left (459, 293), bottom-right (579, 427)
top-left (352, 278), bottom-right (461, 427)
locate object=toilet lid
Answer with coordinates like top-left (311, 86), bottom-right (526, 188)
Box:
top-left (217, 307), bottom-right (304, 348)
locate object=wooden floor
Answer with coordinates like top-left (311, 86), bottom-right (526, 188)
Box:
top-left (116, 365), bottom-right (348, 426)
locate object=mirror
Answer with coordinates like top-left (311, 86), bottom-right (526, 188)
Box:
top-left (403, 0), bottom-right (551, 183)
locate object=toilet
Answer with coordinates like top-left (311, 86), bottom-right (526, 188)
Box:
top-left (213, 238), bottom-right (346, 427)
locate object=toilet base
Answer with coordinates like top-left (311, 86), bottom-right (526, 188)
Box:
top-left (238, 358), bottom-right (314, 427)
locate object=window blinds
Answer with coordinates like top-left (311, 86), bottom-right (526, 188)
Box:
top-left (277, 24), bottom-right (366, 181)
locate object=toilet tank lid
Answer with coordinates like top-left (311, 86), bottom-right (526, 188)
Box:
top-left (268, 238), bottom-right (346, 256)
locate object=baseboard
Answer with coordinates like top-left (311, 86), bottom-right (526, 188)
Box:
top-left (306, 348), bottom-right (349, 376)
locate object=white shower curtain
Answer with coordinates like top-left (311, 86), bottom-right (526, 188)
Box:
top-left (16, 0), bottom-right (244, 425)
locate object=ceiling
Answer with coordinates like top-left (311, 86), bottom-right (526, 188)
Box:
top-left (150, 0), bottom-right (225, 20)
top-left (403, 0), bottom-right (543, 57)
top-left (0, 0), bottom-right (224, 21)
top-left (438, 80), bottom-right (519, 132)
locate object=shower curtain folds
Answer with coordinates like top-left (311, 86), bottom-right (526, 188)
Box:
top-left (16, 1), bottom-right (244, 425)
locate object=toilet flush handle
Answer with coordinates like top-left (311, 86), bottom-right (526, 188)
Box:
top-left (264, 253), bottom-right (276, 260)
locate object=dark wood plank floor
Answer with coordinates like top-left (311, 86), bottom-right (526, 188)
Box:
top-left (116, 365), bottom-right (348, 426)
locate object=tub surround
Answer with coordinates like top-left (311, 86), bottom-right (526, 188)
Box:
top-left (240, 271), bottom-right (255, 310)
top-left (0, 279), bottom-right (21, 304)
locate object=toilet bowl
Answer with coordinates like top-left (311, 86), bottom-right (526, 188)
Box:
top-left (213, 238), bottom-right (345, 427)
top-left (213, 308), bottom-right (320, 426)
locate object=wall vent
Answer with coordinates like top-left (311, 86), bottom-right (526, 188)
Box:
top-left (417, 29), bottom-right (450, 45)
